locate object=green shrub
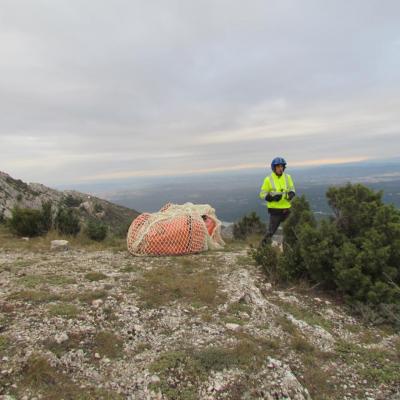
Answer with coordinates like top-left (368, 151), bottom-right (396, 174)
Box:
top-left (8, 202), bottom-right (54, 237)
top-left (233, 211), bottom-right (266, 240)
top-left (116, 220), bottom-right (132, 238)
top-left (93, 203), bottom-right (103, 213)
top-left (326, 184), bottom-right (383, 238)
top-left (86, 220), bottom-right (107, 241)
top-left (249, 243), bottom-right (286, 282)
top-left (40, 201), bottom-right (53, 233)
top-left (55, 208), bottom-right (81, 236)
top-left (279, 196), bottom-right (317, 281)
top-left (252, 184), bottom-right (400, 315)
top-left (9, 207), bottom-right (44, 237)
top-left (62, 194), bottom-right (82, 208)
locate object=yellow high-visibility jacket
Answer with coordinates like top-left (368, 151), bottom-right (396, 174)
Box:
top-left (259, 172), bottom-right (295, 209)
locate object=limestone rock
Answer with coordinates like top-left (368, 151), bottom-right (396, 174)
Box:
top-left (50, 240), bottom-right (69, 251)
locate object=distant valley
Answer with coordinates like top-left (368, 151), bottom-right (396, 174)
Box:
top-left (59, 159), bottom-right (400, 223)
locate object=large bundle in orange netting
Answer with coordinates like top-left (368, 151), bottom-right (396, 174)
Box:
top-left (127, 203), bottom-right (225, 256)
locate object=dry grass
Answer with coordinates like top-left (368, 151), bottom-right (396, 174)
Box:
top-left (45, 332), bottom-right (87, 358)
top-left (19, 353), bottom-right (124, 399)
top-left (149, 336), bottom-right (277, 399)
top-left (134, 261), bottom-right (226, 308)
top-left (48, 303), bottom-right (80, 319)
top-left (77, 289), bottom-right (108, 304)
top-left (0, 224), bottom-right (126, 252)
top-left (18, 274), bottom-right (76, 288)
top-left (7, 290), bottom-right (61, 304)
top-left (84, 271), bottom-right (108, 281)
top-left (0, 335), bottom-right (9, 354)
top-left (272, 298), bottom-right (334, 332)
top-left (93, 331), bottom-right (124, 359)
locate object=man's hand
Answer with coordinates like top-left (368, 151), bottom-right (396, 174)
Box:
top-left (288, 191), bottom-right (296, 201)
top-left (266, 193), bottom-right (283, 202)
top-left (272, 193), bottom-right (283, 201)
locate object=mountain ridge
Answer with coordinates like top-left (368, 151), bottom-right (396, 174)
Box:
top-left (0, 170), bottom-right (139, 232)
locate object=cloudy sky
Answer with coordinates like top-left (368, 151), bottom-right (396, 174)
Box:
top-left (1, 0), bottom-right (399, 185)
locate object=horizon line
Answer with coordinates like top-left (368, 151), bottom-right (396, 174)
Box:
top-left (74, 156), bottom-right (370, 183)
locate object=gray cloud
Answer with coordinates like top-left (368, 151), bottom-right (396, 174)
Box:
top-left (1, 0), bottom-right (399, 184)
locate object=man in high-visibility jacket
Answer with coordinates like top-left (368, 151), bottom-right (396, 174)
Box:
top-left (259, 157), bottom-right (295, 246)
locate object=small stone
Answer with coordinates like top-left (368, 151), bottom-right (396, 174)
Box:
top-left (92, 299), bottom-right (103, 308)
top-left (94, 352), bottom-right (101, 359)
top-left (225, 323), bottom-right (241, 331)
top-left (2, 356), bottom-right (9, 361)
top-left (21, 237), bottom-right (30, 241)
top-left (50, 240), bottom-right (69, 251)
top-left (151, 375), bottom-right (160, 384)
top-left (55, 332), bottom-right (69, 344)
top-left (265, 283), bottom-right (272, 290)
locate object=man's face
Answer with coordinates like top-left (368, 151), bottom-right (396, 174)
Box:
top-left (275, 164), bottom-right (284, 175)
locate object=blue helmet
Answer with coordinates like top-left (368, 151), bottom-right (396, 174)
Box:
top-left (271, 157), bottom-right (287, 171)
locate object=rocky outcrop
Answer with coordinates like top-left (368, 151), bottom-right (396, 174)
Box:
top-left (0, 170), bottom-right (139, 232)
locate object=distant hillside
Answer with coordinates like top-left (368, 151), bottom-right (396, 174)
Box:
top-left (52, 158), bottom-right (400, 223)
top-left (0, 171), bottom-right (139, 232)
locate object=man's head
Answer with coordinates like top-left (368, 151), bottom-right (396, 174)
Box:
top-left (274, 164), bottom-right (284, 176)
top-left (271, 157), bottom-right (287, 175)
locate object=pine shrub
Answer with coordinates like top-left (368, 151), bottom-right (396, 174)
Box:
top-left (40, 201), bottom-right (53, 233)
top-left (55, 208), bottom-right (81, 236)
top-left (233, 211), bottom-right (266, 240)
top-left (86, 220), bottom-right (107, 241)
top-left (252, 184), bottom-right (400, 311)
top-left (9, 207), bottom-right (43, 237)
top-left (63, 194), bottom-right (82, 208)
top-left (8, 202), bottom-right (54, 237)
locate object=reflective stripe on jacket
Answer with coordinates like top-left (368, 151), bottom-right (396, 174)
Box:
top-left (259, 172), bottom-right (295, 209)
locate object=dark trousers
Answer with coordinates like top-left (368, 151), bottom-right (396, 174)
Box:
top-left (261, 209), bottom-right (290, 244)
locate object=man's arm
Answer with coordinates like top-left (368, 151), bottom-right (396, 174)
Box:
top-left (287, 175), bottom-right (296, 200)
top-left (259, 177), bottom-right (272, 200)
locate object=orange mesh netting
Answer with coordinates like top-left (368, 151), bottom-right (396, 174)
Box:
top-left (127, 202), bottom-right (225, 256)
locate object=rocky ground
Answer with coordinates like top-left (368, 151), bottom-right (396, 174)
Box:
top-left (0, 239), bottom-right (399, 400)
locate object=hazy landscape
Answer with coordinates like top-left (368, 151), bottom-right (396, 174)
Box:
top-left (58, 159), bottom-right (400, 223)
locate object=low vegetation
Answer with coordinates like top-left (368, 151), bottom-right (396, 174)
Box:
top-left (86, 219), bottom-right (108, 241)
top-left (84, 271), bottom-right (108, 281)
top-left (135, 259), bottom-right (226, 308)
top-left (93, 331), bottom-right (124, 359)
top-left (233, 211), bottom-right (265, 240)
top-left (149, 338), bottom-right (273, 399)
top-left (8, 206), bottom-right (47, 237)
top-left (48, 303), bottom-right (80, 319)
top-left (18, 353), bottom-right (123, 399)
top-left (252, 183), bottom-right (400, 328)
